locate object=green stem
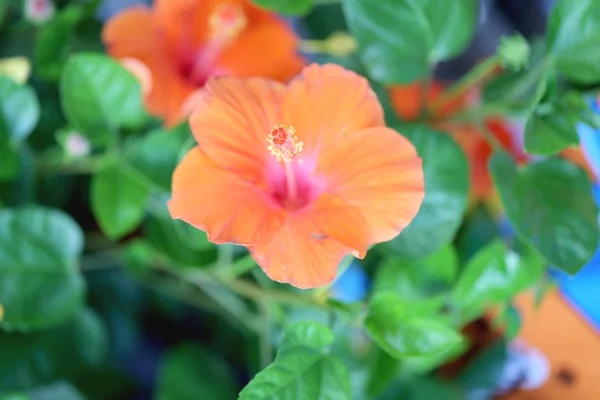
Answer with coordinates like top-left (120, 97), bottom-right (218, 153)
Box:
top-left (299, 39), bottom-right (328, 54)
top-left (121, 159), bottom-right (164, 192)
top-left (183, 268), bottom-right (330, 309)
top-left (36, 153), bottom-right (108, 175)
top-left (475, 119), bottom-right (503, 151)
top-left (139, 275), bottom-right (259, 333)
top-left (217, 244), bottom-right (235, 269)
top-left (216, 254), bottom-right (256, 280)
top-left (447, 104), bottom-right (508, 123)
top-left (258, 300), bottom-right (273, 368)
top-left (419, 67), bottom-right (433, 119)
top-left (314, 0), bottom-right (341, 4)
top-left (431, 56), bottom-right (500, 111)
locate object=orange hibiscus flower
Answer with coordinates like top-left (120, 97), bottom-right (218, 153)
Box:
top-left (389, 80), bottom-right (525, 201)
top-left (102, 0), bottom-right (304, 127)
top-left (168, 64), bottom-right (425, 289)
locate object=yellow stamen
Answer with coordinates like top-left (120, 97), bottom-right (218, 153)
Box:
top-left (267, 125), bottom-right (303, 163)
top-left (209, 3), bottom-right (247, 40)
top-left (0, 302), bottom-right (4, 321)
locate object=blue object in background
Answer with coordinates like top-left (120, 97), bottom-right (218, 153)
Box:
top-left (330, 261), bottom-right (369, 303)
top-left (96, 0), bottom-right (149, 21)
top-left (555, 182), bottom-right (600, 332)
top-left (577, 100), bottom-right (600, 180)
top-left (554, 100), bottom-right (600, 332)
top-left (553, 250), bottom-right (600, 332)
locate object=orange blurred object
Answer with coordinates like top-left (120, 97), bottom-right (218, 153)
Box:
top-left (501, 290), bottom-right (600, 399)
top-left (561, 147), bottom-right (595, 181)
top-left (102, 0), bottom-right (304, 127)
top-left (389, 80), bottom-right (523, 201)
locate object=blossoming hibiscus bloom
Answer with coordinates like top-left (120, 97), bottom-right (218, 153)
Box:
top-left (168, 64), bottom-right (425, 289)
top-left (102, 0), bottom-right (304, 127)
top-left (389, 80), bottom-right (525, 201)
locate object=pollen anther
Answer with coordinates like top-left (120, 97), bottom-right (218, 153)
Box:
top-left (267, 125), bottom-right (303, 162)
top-left (209, 3), bottom-right (247, 39)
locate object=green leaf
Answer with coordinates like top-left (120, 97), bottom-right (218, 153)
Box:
top-left (122, 238), bottom-right (156, 275)
top-left (483, 40), bottom-right (548, 115)
top-left (0, 75), bottom-right (39, 181)
top-left (156, 343), bottom-right (236, 400)
top-left (0, 207), bottom-right (85, 332)
top-left (27, 382), bottom-right (86, 400)
top-left (406, 377), bottom-right (465, 400)
top-left (0, 74), bottom-right (40, 180)
top-left (523, 106), bottom-right (578, 155)
top-left (494, 305), bottom-right (521, 340)
top-left (458, 339), bottom-right (507, 390)
top-left (384, 125), bottom-right (469, 259)
top-left (251, 0), bottom-right (314, 15)
top-left (144, 197), bottom-right (216, 267)
top-left (482, 68), bottom-right (547, 117)
top-left (454, 204), bottom-right (500, 265)
top-left (127, 128), bottom-right (190, 191)
top-left (524, 91), bottom-right (597, 155)
top-left (452, 240), bottom-right (543, 309)
top-left (60, 53), bottom-right (147, 135)
top-left (0, 394), bottom-right (28, 400)
top-left (490, 152), bottom-right (599, 274)
top-left (0, 308), bottom-right (108, 393)
top-left (0, 74), bottom-right (40, 144)
top-left (239, 321), bottom-right (351, 400)
top-left (365, 292), bottom-right (462, 359)
top-left (34, 5), bottom-right (84, 81)
top-left (0, 144), bottom-right (35, 205)
top-left (343, 0), bottom-right (477, 83)
top-left (546, 0), bottom-right (600, 83)
top-left (91, 159), bottom-right (149, 240)
top-left (0, 146), bottom-right (19, 181)
top-left (325, 298), bottom-right (363, 321)
top-left (365, 347), bottom-right (399, 399)
top-left (375, 245), bottom-right (458, 301)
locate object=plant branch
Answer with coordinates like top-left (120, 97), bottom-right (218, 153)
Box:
top-left (314, 0), bottom-right (341, 5)
top-left (258, 300), bottom-right (273, 368)
top-left (419, 67), bottom-right (433, 120)
top-left (180, 268), bottom-right (330, 309)
top-left (431, 56), bottom-right (500, 112)
top-left (36, 153), bottom-right (108, 175)
top-left (215, 254), bottom-right (257, 280)
top-left (475, 119), bottom-right (503, 151)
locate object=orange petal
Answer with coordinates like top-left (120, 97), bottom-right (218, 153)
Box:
top-left (102, 6), bottom-right (194, 127)
top-left (189, 77), bottom-right (286, 183)
top-left (102, 7), bottom-right (158, 60)
top-left (214, 20), bottom-right (304, 82)
top-left (250, 194), bottom-right (368, 289)
top-left (154, 0), bottom-right (213, 50)
top-left (317, 126), bottom-right (424, 245)
top-left (154, 0), bottom-right (269, 52)
top-left (168, 147), bottom-right (285, 245)
top-left (281, 64), bottom-right (384, 154)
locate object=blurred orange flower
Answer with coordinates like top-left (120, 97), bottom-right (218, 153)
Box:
top-left (561, 147), bottom-right (595, 179)
top-left (168, 64), bottom-right (425, 289)
top-left (389, 80), bottom-right (524, 201)
top-left (102, 0), bottom-right (304, 127)
top-left (389, 80), bottom-right (467, 121)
